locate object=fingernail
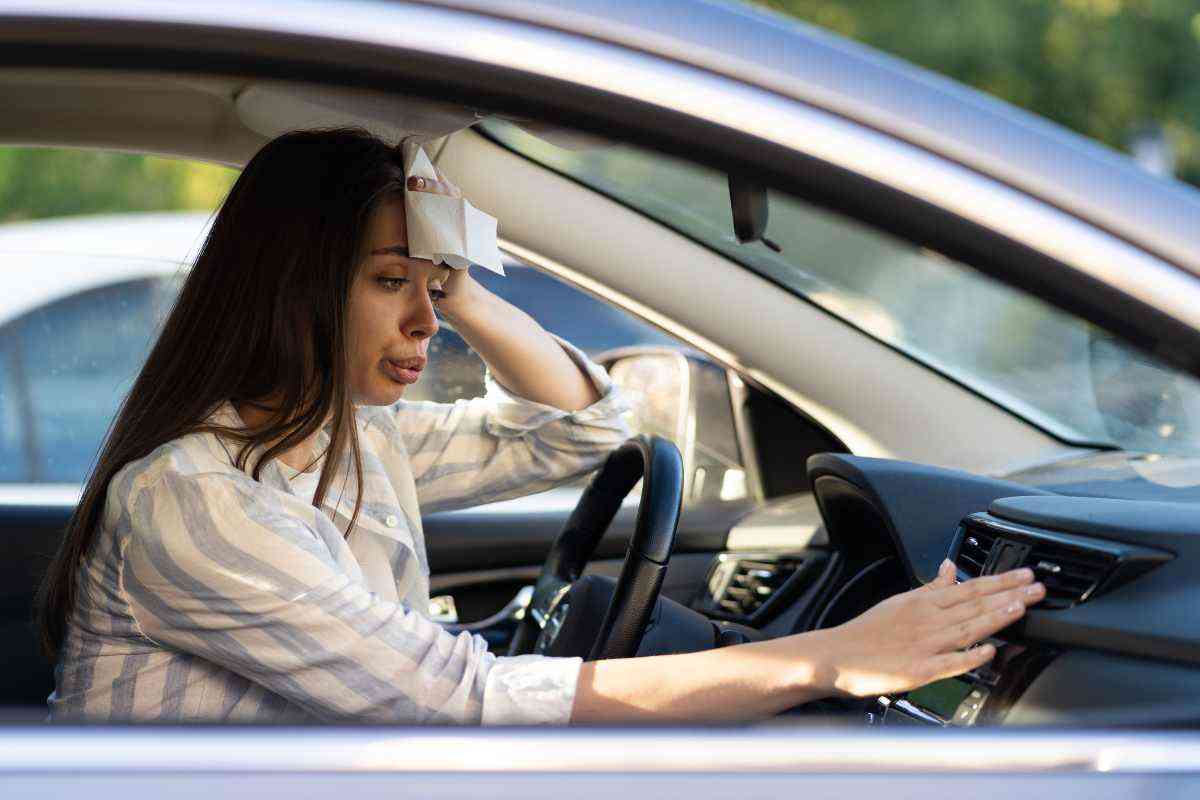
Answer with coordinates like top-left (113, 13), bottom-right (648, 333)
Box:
top-left (1025, 583), bottom-right (1044, 597)
top-left (1018, 567), bottom-right (1034, 580)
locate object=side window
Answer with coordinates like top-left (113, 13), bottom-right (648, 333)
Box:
top-left (413, 259), bottom-right (678, 405)
top-left (0, 275), bottom-right (176, 483)
top-left (418, 259), bottom-right (754, 506)
top-left (690, 359), bottom-right (749, 503)
top-left (0, 342), bottom-right (26, 481)
top-left (0, 145), bottom-right (233, 484)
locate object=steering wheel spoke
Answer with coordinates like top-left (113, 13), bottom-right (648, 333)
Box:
top-left (529, 574), bottom-right (572, 630)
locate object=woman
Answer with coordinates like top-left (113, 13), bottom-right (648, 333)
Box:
top-left (38, 128), bottom-right (1042, 724)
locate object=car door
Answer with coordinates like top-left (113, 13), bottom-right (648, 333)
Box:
top-left (6, 1), bottom-right (1200, 795)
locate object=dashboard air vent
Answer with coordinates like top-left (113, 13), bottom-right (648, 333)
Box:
top-left (953, 527), bottom-right (997, 580)
top-left (951, 513), bottom-right (1171, 609)
top-left (699, 554), bottom-right (804, 620)
top-left (1024, 538), bottom-right (1115, 608)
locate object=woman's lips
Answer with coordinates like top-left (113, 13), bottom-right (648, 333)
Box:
top-left (382, 358), bottom-right (423, 385)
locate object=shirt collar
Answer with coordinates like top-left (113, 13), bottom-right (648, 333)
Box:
top-left (200, 400), bottom-right (412, 538)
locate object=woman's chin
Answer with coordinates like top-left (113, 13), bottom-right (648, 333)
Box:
top-left (354, 380), bottom-right (408, 406)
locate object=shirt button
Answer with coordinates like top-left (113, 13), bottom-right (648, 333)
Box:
top-left (385, 514), bottom-right (399, 527)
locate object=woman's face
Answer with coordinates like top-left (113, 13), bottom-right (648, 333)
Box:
top-left (347, 197), bottom-right (451, 406)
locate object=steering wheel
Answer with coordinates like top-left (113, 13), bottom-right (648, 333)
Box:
top-left (507, 435), bottom-right (683, 660)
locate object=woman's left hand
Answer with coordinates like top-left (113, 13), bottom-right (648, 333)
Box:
top-left (404, 168), bottom-right (476, 314)
top-left (403, 160), bottom-right (600, 410)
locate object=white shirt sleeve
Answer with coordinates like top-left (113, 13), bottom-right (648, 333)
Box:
top-left (388, 335), bottom-right (632, 514)
top-left (120, 471), bottom-right (582, 725)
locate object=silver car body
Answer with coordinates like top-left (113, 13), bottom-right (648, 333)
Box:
top-left (2, 0), bottom-right (1199, 793)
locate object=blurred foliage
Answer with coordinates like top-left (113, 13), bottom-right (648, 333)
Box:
top-left (752, 0), bottom-right (1200, 187)
top-left (0, 148), bottom-right (237, 223)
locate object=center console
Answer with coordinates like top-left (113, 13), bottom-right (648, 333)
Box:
top-left (868, 640), bottom-right (1056, 726)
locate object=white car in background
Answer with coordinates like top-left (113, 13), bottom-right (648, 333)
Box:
top-left (0, 212), bottom-right (202, 490)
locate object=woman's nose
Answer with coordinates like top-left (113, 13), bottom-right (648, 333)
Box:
top-left (401, 290), bottom-right (439, 340)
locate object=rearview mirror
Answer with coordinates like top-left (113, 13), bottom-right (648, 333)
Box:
top-left (728, 176), bottom-right (781, 253)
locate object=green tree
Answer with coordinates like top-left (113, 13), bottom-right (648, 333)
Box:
top-left (753, 0), bottom-right (1200, 187)
top-left (0, 148), bottom-right (237, 223)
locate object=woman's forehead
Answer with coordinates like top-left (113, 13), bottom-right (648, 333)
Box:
top-left (368, 196), bottom-right (407, 248)
top-left (366, 199), bottom-right (452, 279)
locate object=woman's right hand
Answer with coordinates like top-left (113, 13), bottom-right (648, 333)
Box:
top-left (799, 559), bottom-right (1044, 699)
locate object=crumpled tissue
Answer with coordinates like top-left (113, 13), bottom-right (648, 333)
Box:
top-left (401, 139), bottom-right (505, 275)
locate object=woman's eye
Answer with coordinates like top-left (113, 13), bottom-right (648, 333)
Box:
top-left (377, 276), bottom-right (408, 291)
top-left (429, 288), bottom-right (447, 301)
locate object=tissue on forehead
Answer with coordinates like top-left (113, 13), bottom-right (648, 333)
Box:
top-left (401, 140), bottom-right (505, 276)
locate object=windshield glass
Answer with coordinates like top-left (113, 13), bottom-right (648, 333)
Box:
top-left (483, 119), bottom-right (1200, 457)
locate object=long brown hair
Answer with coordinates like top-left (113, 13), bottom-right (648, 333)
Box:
top-left (36, 127), bottom-right (408, 658)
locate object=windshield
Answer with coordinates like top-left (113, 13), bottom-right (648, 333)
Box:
top-left (483, 119), bottom-right (1200, 457)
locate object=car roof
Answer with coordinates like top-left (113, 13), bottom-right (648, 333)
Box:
top-left (426, 0), bottom-right (1200, 276)
top-left (0, 211), bottom-right (212, 322)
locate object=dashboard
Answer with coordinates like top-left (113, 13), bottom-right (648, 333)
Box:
top-left (691, 453), bottom-right (1200, 728)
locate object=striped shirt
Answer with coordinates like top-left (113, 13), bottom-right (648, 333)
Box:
top-left (49, 338), bottom-right (630, 724)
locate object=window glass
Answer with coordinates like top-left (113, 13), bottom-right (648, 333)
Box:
top-left (408, 260), bottom-right (678, 403)
top-left (414, 259), bottom-right (751, 505)
top-left (0, 146), bottom-right (751, 501)
top-left (0, 214), bottom-right (741, 496)
top-left (481, 119), bottom-right (1200, 457)
top-left (690, 359), bottom-right (746, 504)
top-left (0, 342), bottom-right (25, 481)
top-left (0, 273), bottom-right (177, 482)
top-left (0, 144), bottom-right (231, 485)
top-left (607, 353), bottom-right (748, 505)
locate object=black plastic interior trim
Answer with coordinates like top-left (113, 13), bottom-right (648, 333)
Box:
top-left (1006, 649), bottom-right (1200, 726)
top-left (808, 454), bottom-right (1054, 584)
top-left (950, 513), bottom-right (1172, 609)
top-left (811, 555), bottom-right (903, 631)
top-left (744, 391), bottom-right (848, 497)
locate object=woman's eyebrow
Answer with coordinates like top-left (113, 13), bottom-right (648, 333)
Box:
top-left (371, 244), bottom-right (410, 257)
